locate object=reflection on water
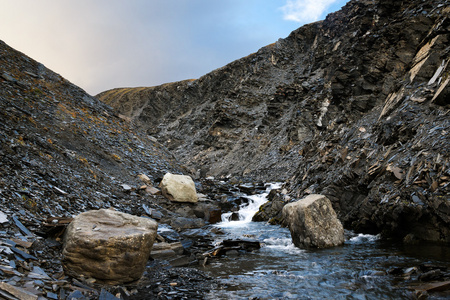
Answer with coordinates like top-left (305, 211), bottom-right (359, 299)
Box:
top-left (200, 185), bottom-right (450, 300)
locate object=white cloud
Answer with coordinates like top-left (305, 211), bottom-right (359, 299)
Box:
top-left (280, 0), bottom-right (338, 23)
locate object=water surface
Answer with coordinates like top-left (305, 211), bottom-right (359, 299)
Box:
top-left (201, 185), bottom-right (450, 299)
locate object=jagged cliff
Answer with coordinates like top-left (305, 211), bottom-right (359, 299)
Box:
top-left (98, 0), bottom-right (450, 243)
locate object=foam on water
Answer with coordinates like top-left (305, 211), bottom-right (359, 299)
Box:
top-left (348, 233), bottom-right (380, 244)
top-left (219, 182), bottom-right (282, 225)
top-left (262, 236), bottom-right (304, 255)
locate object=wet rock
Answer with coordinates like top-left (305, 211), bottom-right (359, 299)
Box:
top-left (157, 224), bottom-right (181, 242)
top-left (62, 209), bottom-right (158, 284)
top-left (204, 239), bottom-right (261, 257)
top-left (160, 173), bottom-right (198, 203)
top-left (170, 217), bottom-right (205, 231)
top-left (252, 189), bottom-right (286, 224)
top-left (282, 194), bottom-right (344, 249)
top-left (230, 212), bottom-right (240, 221)
top-left (193, 203), bottom-right (222, 224)
top-left (207, 208), bottom-right (222, 224)
top-left (419, 269), bottom-right (445, 282)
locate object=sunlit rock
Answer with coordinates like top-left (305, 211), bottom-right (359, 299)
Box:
top-left (282, 194), bottom-right (344, 249)
top-left (160, 173), bottom-right (198, 203)
top-left (62, 209), bottom-right (158, 284)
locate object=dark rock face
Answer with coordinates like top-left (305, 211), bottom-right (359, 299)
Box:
top-left (98, 0), bottom-right (450, 243)
top-left (252, 189), bottom-right (287, 224)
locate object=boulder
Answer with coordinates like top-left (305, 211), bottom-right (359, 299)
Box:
top-left (160, 173), bottom-right (198, 203)
top-left (282, 194), bottom-right (344, 249)
top-left (62, 209), bottom-right (158, 285)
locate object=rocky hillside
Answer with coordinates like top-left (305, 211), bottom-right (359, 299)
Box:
top-left (98, 0), bottom-right (450, 243)
top-left (0, 40), bottom-right (185, 220)
top-left (1, 39), bottom-right (227, 298)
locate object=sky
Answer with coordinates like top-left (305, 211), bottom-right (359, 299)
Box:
top-left (0, 0), bottom-right (348, 95)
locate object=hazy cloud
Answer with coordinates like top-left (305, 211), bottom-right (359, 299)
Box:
top-left (281, 0), bottom-right (340, 23)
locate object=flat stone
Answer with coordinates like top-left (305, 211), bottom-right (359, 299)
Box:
top-left (151, 242), bottom-right (184, 259)
top-left (0, 282), bottom-right (38, 300)
top-left (145, 186), bottom-right (161, 195)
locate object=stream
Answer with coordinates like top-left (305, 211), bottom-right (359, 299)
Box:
top-left (198, 184), bottom-right (450, 300)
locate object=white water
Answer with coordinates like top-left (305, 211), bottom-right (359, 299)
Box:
top-left (204, 183), bottom-right (450, 299)
top-left (219, 182), bottom-right (282, 226)
top-left (215, 182), bottom-right (304, 256)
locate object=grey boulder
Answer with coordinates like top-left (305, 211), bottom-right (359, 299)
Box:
top-left (62, 208), bottom-right (158, 284)
top-left (282, 194), bottom-right (344, 249)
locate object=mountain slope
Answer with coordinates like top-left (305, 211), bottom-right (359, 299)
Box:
top-left (0, 40), bottom-right (183, 220)
top-left (97, 0), bottom-right (450, 243)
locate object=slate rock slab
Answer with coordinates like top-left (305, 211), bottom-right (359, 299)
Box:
top-left (62, 209), bottom-right (158, 284)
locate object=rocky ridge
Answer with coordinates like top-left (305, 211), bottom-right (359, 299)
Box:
top-left (98, 0), bottom-right (450, 243)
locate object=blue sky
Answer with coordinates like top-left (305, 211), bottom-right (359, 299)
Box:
top-left (0, 0), bottom-right (348, 95)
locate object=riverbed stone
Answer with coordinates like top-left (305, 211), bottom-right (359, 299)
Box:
top-left (252, 189), bottom-right (286, 224)
top-left (170, 217), bottom-right (205, 231)
top-left (62, 208), bottom-right (158, 284)
top-left (282, 194), bottom-right (344, 249)
top-left (160, 173), bottom-right (198, 203)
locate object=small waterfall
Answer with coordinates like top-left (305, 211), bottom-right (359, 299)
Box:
top-left (220, 183), bottom-right (282, 226)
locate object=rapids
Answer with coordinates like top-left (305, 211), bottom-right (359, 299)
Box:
top-left (201, 184), bottom-right (450, 299)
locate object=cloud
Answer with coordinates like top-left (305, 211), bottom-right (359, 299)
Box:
top-left (280, 0), bottom-right (339, 23)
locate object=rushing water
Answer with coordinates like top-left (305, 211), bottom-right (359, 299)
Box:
top-left (201, 184), bottom-right (450, 300)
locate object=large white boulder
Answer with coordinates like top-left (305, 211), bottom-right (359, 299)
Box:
top-left (62, 209), bottom-right (158, 284)
top-left (282, 194), bottom-right (344, 249)
top-left (160, 173), bottom-right (198, 203)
